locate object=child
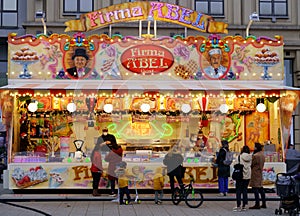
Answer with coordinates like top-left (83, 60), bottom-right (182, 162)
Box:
top-left (115, 161), bottom-right (131, 205)
top-left (153, 167), bottom-right (164, 205)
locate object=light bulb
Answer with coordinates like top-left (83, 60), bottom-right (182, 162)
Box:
top-left (103, 104), bottom-right (113, 113)
top-left (67, 102), bottom-right (77, 112)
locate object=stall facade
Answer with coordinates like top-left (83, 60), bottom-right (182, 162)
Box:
top-left (1, 2), bottom-right (299, 190)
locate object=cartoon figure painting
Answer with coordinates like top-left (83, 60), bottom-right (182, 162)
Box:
top-left (202, 48), bottom-right (228, 79)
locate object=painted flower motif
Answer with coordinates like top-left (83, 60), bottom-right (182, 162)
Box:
top-left (174, 45), bottom-right (190, 60)
top-left (105, 45), bottom-right (117, 57)
top-left (101, 43), bottom-right (108, 49)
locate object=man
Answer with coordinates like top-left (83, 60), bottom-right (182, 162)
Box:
top-left (97, 127), bottom-right (117, 152)
top-left (216, 140), bottom-right (230, 196)
top-left (67, 48), bottom-right (91, 79)
top-left (249, 142), bottom-right (266, 209)
top-left (204, 48), bottom-right (227, 79)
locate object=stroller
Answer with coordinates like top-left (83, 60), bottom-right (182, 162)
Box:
top-left (275, 173), bottom-right (299, 216)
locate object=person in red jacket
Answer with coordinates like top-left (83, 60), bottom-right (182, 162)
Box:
top-left (90, 142), bottom-right (103, 196)
top-left (105, 143), bottom-right (123, 197)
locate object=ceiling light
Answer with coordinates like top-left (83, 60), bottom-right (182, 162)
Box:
top-left (181, 103), bottom-right (191, 113)
top-left (140, 103), bottom-right (151, 112)
top-left (103, 104), bottom-right (113, 113)
top-left (67, 102), bottom-right (76, 112)
top-left (28, 101), bottom-right (38, 112)
top-left (219, 104), bottom-right (229, 113)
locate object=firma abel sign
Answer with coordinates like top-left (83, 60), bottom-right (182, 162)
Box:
top-left (65, 1), bottom-right (228, 34)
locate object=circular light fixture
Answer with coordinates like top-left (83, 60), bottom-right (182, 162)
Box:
top-left (219, 104), bottom-right (229, 113)
top-left (140, 103), bottom-right (151, 112)
top-left (181, 103), bottom-right (191, 113)
top-left (67, 102), bottom-right (77, 113)
top-left (103, 104), bottom-right (113, 113)
top-left (28, 102), bottom-right (38, 112)
top-left (256, 103), bottom-right (266, 112)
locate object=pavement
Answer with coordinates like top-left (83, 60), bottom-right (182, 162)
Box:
top-left (0, 183), bottom-right (297, 216)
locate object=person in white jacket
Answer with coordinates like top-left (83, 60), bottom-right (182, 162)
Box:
top-left (233, 145), bottom-right (252, 212)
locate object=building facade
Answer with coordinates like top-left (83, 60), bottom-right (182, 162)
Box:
top-left (4, 0), bottom-right (300, 150)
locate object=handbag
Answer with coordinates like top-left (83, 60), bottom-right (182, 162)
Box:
top-left (232, 155), bottom-right (244, 181)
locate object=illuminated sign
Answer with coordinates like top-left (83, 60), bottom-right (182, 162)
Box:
top-left (65, 1), bottom-right (228, 34)
top-left (121, 45), bottom-right (174, 74)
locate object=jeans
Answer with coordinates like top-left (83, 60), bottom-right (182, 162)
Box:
top-left (119, 186), bottom-right (131, 204)
top-left (154, 190), bottom-right (163, 202)
top-left (218, 177), bottom-right (228, 194)
top-left (235, 179), bottom-right (250, 207)
top-left (169, 174), bottom-right (184, 191)
top-left (252, 187), bottom-right (266, 206)
top-left (109, 177), bottom-right (118, 194)
top-left (91, 171), bottom-right (102, 190)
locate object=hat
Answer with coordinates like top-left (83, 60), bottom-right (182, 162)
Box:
top-left (208, 48), bottom-right (222, 56)
top-left (72, 48), bottom-right (89, 60)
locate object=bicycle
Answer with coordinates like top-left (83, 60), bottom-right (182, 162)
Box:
top-left (171, 175), bottom-right (204, 208)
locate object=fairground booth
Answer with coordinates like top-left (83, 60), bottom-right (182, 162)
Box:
top-left (1, 1), bottom-right (299, 190)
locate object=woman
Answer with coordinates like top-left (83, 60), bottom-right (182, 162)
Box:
top-left (233, 145), bottom-right (252, 212)
top-left (90, 143), bottom-right (103, 196)
top-left (163, 145), bottom-right (184, 191)
top-left (249, 142), bottom-right (266, 209)
top-left (216, 140), bottom-right (230, 196)
top-left (104, 143), bottom-right (123, 197)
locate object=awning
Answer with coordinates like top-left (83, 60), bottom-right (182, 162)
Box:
top-left (1, 79), bottom-right (300, 92)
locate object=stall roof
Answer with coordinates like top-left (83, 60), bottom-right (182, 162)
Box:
top-left (1, 79), bottom-right (300, 91)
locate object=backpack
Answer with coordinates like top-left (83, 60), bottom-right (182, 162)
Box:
top-left (232, 156), bottom-right (244, 181)
top-left (223, 148), bottom-right (233, 166)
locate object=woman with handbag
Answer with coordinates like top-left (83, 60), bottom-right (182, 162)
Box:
top-left (163, 145), bottom-right (184, 191)
top-left (233, 145), bottom-right (252, 212)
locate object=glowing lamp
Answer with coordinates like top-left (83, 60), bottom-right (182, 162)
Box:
top-left (140, 103), bottom-right (151, 112)
top-left (256, 103), bottom-right (266, 112)
top-left (181, 103), bottom-right (191, 113)
top-left (219, 104), bottom-right (229, 113)
top-left (67, 102), bottom-right (77, 112)
top-left (103, 104), bottom-right (113, 113)
top-left (28, 101), bottom-right (38, 112)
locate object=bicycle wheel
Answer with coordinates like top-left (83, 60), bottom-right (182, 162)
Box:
top-left (171, 187), bottom-right (182, 205)
top-left (185, 189), bottom-right (203, 208)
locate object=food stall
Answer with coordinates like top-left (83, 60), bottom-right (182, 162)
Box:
top-left (1, 1), bottom-right (299, 190)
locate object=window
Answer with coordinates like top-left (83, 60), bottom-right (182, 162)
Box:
top-left (63, 0), bottom-right (93, 14)
top-left (195, 0), bottom-right (224, 16)
top-left (0, 0), bottom-right (18, 27)
top-left (259, 0), bottom-right (288, 18)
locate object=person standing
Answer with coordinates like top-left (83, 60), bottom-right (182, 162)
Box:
top-left (104, 143), bottom-right (123, 197)
top-left (249, 142), bottom-right (266, 209)
top-left (115, 162), bottom-right (131, 205)
top-left (163, 145), bottom-right (184, 191)
top-left (153, 167), bottom-right (164, 205)
top-left (90, 142), bottom-right (103, 196)
top-left (233, 145), bottom-right (252, 212)
top-left (216, 140), bottom-right (230, 196)
top-left (97, 127), bottom-right (117, 152)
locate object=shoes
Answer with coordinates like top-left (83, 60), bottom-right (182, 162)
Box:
top-left (92, 189), bottom-right (101, 196)
top-left (233, 207), bottom-right (241, 212)
top-left (109, 193), bottom-right (117, 197)
top-left (217, 193), bottom-right (225, 197)
top-left (241, 206), bottom-right (247, 211)
top-left (224, 192), bottom-right (227, 196)
top-left (260, 204), bottom-right (267, 208)
top-left (155, 201), bottom-right (161, 205)
top-left (249, 205), bottom-right (260, 209)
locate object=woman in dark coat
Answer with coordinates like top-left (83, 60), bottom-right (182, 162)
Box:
top-left (216, 140), bottom-right (230, 196)
top-left (249, 142), bottom-right (266, 209)
top-left (163, 145), bottom-right (184, 191)
top-left (104, 143), bottom-right (123, 197)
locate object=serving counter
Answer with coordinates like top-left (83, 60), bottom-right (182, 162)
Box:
top-left (7, 155), bottom-right (285, 190)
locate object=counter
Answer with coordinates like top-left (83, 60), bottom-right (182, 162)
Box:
top-left (7, 161), bottom-right (285, 189)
